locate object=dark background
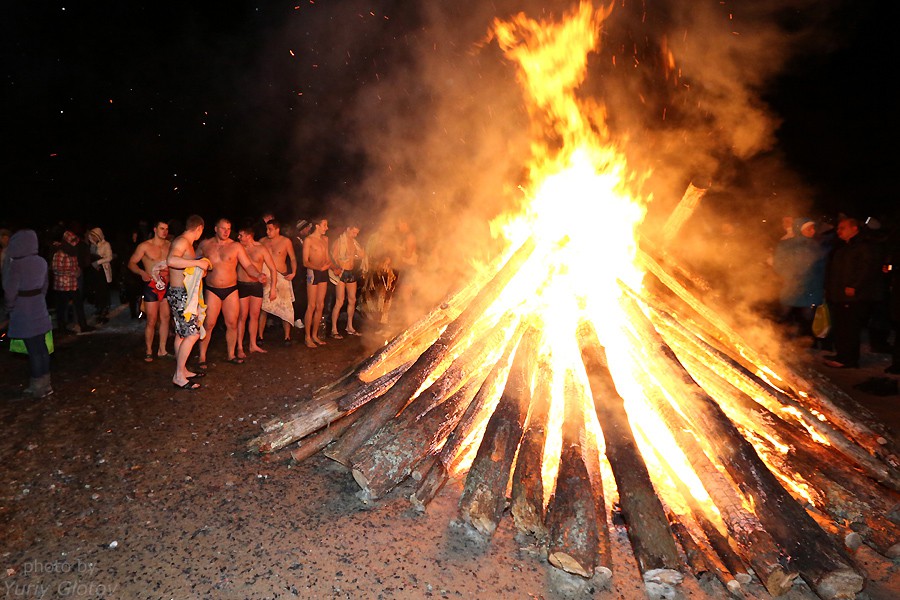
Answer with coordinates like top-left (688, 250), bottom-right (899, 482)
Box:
top-left (2, 1), bottom-right (896, 235)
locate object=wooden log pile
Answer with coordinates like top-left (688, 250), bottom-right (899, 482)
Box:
top-left (248, 234), bottom-right (900, 600)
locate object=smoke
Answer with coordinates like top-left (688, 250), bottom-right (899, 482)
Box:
top-left (277, 0), bottom-right (855, 326)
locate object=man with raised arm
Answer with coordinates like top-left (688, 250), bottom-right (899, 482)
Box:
top-left (127, 220), bottom-right (172, 361)
top-left (236, 224), bottom-right (278, 357)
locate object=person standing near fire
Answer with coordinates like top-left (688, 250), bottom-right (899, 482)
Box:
top-left (128, 220), bottom-right (172, 361)
top-left (236, 223), bottom-right (278, 358)
top-left (303, 217), bottom-right (331, 347)
top-left (772, 218), bottom-right (829, 342)
top-left (330, 222), bottom-right (366, 338)
top-left (166, 214), bottom-right (210, 390)
top-left (823, 217), bottom-right (882, 369)
top-left (196, 218), bottom-right (267, 366)
top-left (259, 219), bottom-right (297, 346)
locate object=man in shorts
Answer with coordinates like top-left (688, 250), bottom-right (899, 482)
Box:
top-left (303, 218), bottom-right (331, 347)
top-left (236, 224), bottom-right (278, 357)
top-left (166, 215), bottom-right (211, 390)
top-left (259, 219), bottom-right (298, 345)
top-left (330, 223), bottom-right (366, 338)
top-left (197, 218), bottom-right (267, 366)
top-left (127, 220), bottom-right (171, 361)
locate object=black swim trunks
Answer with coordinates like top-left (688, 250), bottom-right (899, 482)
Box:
top-left (306, 268), bottom-right (329, 285)
top-left (205, 284), bottom-right (238, 301)
top-left (142, 279), bottom-right (167, 302)
top-left (339, 270), bottom-right (358, 284)
top-left (238, 281), bottom-right (264, 298)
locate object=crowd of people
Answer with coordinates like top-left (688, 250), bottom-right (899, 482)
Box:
top-left (1, 213), bottom-right (416, 395)
top-left (770, 214), bottom-right (900, 373)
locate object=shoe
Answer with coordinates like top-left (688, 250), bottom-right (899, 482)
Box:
top-left (282, 338), bottom-right (292, 347)
top-left (196, 361), bottom-right (208, 371)
top-left (886, 365), bottom-right (900, 375)
top-left (331, 332), bottom-right (343, 339)
top-left (227, 357), bottom-right (245, 365)
top-left (144, 353), bottom-right (154, 363)
top-left (824, 359), bottom-right (858, 369)
top-left (187, 372), bottom-right (206, 379)
top-left (294, 319), bottom-right (305, 330)
top-left (173, 381), bottom-right (201, 390)
top-left (346, 329), bottom-right (361, 336)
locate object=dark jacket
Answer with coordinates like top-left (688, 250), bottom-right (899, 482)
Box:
top-left (825, 233), bottom-right (881, 304)
top-left (3, 230), bottom-right (52, 338)
top-left (773, 220), bottom-right (828, 307)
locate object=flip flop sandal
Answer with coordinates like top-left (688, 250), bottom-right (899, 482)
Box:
top-left (173, 381), bottom-right (201, 390)
top-left (144, 354), bottom-right (154, 363)
top-left (228, 357), bottom-right (245, 365)
top-left (197, 361), bottom-right (209, 370)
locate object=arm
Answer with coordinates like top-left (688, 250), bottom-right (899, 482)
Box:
top-left (167, 239), bottom-right (208, 270)
top-left (236, 246), bottom-right (264, 282)
top-left (128, 244), bottom-right (151, 282)
top-left (302, 239), bottom-right (312, 269)
top-left (94, 242), bottom-right (113, 267)
top-left (284, 239), bottom-right (297, 280)
top-left (262, 247), bottom-right (279, 301)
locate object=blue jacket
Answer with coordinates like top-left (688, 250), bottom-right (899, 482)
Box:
top-left (773, 221), bottom-right (828, 307)
top-left (3, 230), bottom-right (52, 339)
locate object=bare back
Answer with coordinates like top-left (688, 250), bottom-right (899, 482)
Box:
top-left (167, 236), bottom-right (197, 288)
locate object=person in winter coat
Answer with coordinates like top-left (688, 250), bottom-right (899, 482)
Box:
top-left (772, 218), bottom-right (829, 341)
top-left (87, 227), bottom-right (114, 322)
top-left (3, 229), bottom-right (54, 397)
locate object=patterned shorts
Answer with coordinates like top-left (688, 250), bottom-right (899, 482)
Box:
top-left (166, 286), bottom-right (201, 338)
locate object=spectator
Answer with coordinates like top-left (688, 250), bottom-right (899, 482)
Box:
top-left (823, 217), bottom-right (882, 368)
top-left (52, 231), bottom-right (92, 335)
top-left (4, 229), bottom-right (54, 397)
top-left (772, 218), bottom-right (829, 342)
top-left (87, 227), bottom-right (114, 323)
top-left (291, 219), bottom-right (312, 330)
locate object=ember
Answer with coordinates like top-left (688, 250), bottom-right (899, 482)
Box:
top-left (250, 3), bottom-right (900, 598)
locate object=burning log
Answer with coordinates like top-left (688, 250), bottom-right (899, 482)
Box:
top-left (578, 324), bottom-right (683, 585)
top-left (410, 328), bottom-right (523, 511)
top-left (660, 183), bottom-right (706, 244)
top-left (289, 402), bottom-right (371, 463)
top-left (665, 509), bottom-right (742, 596)
top-left (457, 329), bottom-right (537, 537)
top-left (624, 300), bottom-right (864, 600)
top-left (324, 238), bottom-right (537, 465)
top-left (248, 363), bottom-right (409, 454)
top-left (510, 350), bottom-right (553, 539)
top-left (546, 368), bottom-right (612, 579)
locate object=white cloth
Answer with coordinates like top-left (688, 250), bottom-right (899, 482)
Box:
top-left (261, 267), bottom-right (294, 322)
top-left (182, 264), bottom-right (208, 339)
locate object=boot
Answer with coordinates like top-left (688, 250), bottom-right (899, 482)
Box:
top-left (23, 378), bottom-right (38, 396)
top-left (35, 374), bottom-right (54, 398)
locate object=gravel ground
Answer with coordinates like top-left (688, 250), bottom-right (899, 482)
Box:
top-left (1, 308), bottom-right (899, 599)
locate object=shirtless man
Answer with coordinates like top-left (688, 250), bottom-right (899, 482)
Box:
top-left (236, 224), bottom-right (278, 357)
top-left (127, 220), bottom-right (171, 361)
top-left (166, 215), bottom-right (210, 390)
top-left (259, 219), bottom-right (297, 345)
top-left (303, 218), bottom-right (331, 347)
top-left (330, 223), bottom-right (365, 338)
top-left (197, 218), bottom-right (266, 366)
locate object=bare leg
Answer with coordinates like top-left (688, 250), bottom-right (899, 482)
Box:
top-left (331, 282), bottom-right (346, 335)
top-left (173, 333), bottom-right (200, 386)
top-left (158, 299), bottom-right (171, 356)
top-left (304, 280), bottom-right (318, 347)
top-left (199, 292), bottom-right (223, 364)
top-left (237, 296), bottom-right (249, 358)
top-left (220, 292), bottom-right (240, 360)
top-left (282, 319), bottom-right (291, 342)
top-left (248, 298), bottom-right (266, 353)
top-left (345, 281), bottom-right (358, 333)
top-left (258, 311), bottom-right (268, 342)
top-left (144, 301), bottom-right (159, 356)
top-left (312, 282), bottom-right (328, 345)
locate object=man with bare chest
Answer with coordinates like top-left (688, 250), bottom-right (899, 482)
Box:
top-left (303, 218), bottom-right (332, 347)
top-left (197, 218), bottom-right (266, 366)
top-left (236, 224), bottom-right (278, 357)
top-left (127, 220), bottom-right (172, 361)
top-left (259, 219), bottom-right (297, 345)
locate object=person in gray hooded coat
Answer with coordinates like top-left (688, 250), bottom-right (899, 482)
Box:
top-left (3, 229), bottom-right (53, 397)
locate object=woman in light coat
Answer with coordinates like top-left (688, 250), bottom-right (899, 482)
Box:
top-left (88, 227), bottom-right (114, 322)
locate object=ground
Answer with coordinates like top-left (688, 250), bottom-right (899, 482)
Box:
top-left (1, 308), bottom-right (900, 600)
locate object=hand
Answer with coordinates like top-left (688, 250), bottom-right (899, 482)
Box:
top-left (284, 272), bottom-right (295, 281)
top-left (257, 273), bottom-right (268, 285)
top-left (269, 291), bottom-right (277, 301)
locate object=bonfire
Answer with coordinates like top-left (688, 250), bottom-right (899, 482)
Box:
top-left (250, 3), bottom-right (900, 599)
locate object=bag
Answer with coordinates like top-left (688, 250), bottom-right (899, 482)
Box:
top-left (812, 303), bottom-right (831, 339)
top-left (9, 331), bottom-right (55, 355)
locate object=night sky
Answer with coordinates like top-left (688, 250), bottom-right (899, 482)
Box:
top-left (3, 1), bottom-right (896, 235)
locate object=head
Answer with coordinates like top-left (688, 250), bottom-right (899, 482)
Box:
top-left (295, 219), bottom-right (311, 238)
top-left (836, 218), bottom-right (859, 242)
top-left (346, 224), bottom-right (360, 239)
top-left (237, 225), bottom-right (255, 247)
top-left (63, 230), bottom-right (79, 246)
top-left (799, 220), bottom-right (816, 238)
top-left (8, 230), bottom-right (39, 259)
top-left (88, 227), bottom-right (104, 244)
top-left (214, 218), bottom-right (232, 241)
top-left (152, 220), bottom-right (169, 241)
top-left (184, 214), bottom-right (205, 240)
top-left (265, 219), bottom-right (281, 239)
top-left (310, 218), bottom-right (328, 235)
top-left (0, 228), bottom-right (10, 248)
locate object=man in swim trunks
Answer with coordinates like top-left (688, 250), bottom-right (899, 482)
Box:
top-left (236, 224), bottom-right (278, 357)
top-left (330, 223), bottom-right (366, 338)
top-left (197, 218), bottom-right (267, 366)
top-left (127, 220), bottom-right (171, 361)
top-left (259, 219), bottom-right (298, 345)
top-left (166, 214), bottom-right (210, 389)
top-left (303, 218), bottom-right (332, 347)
